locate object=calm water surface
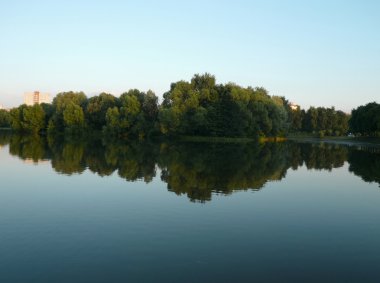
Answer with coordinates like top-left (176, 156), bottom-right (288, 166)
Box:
top-left (1, 133), bottom-right (380, 283)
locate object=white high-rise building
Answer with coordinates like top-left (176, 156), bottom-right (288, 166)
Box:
top-left (24, 91), bottom-right (51, 106)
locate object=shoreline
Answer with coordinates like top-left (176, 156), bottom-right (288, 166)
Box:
top-left (1, 129), bottom-right (380, 147)
top-left (288, 136), bottom-right (380, 148)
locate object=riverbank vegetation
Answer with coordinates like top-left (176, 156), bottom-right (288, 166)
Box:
top-left (5, 73), bottom-right (378, 139)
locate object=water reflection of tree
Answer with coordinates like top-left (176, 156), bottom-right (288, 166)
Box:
top-left (105, 141), bottom-right (158, 182)
top-left (47, 136), bottom-right (159, 180)
top-left (348, 149), bottom-right (380, 186)
top-left (0, 131), bottom-right (11, 146)
top-left (289, 143), bottom-right (348, 171)
top-left (47, 136), bottom-right (87, 174)
top-left (84, 140), bottom-right (116, 177)
top-left (9, 134), bottom-right (50, 163)
top-left (158, 142), bottom-right (290, 202)
top-left (3, 132), bottom-right (380, 201)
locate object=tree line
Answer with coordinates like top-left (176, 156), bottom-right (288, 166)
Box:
top-left (287, 105), bottom-right (350, 137)
top-left (2, 73), bottom-right (377, 138)
top-left (349, 102), bottom-right (380, 137)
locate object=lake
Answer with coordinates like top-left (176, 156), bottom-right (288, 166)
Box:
top-left (1, 133), bottom-right (380, 283)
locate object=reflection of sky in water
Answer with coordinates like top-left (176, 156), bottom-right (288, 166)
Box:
top-left (1, 146), bottom-right (380, 282)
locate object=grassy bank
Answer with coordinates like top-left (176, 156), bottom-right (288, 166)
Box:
top-left (259, 137), bottom-right (287, 143)
top-left (179, 136), bottom-right (288, 143)
top-left (179, 136), bottom-right (258, 143)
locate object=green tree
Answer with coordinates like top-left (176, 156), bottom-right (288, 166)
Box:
top-left (63, 102), bottom-right (85, 132)
top-left (105, 89), bottom-right (159, 139)
top-left (159, 74), bottom-right (289, 138)
top-left (86, 93), bottom-right (117, 130)
top-left (334, 110), bottom-right (349, 136)
top-left (9, 107), bottom-right (22, 131)
top-left (40, 103), bottom-right (54, 130)
top-left (49, 91), bottom-right (87, 132)
top-left (0, 110), bottom-right (11, 128)
top-left (9, 104), bottom-right (45, 134)
top-left (350, 102), bottom-right (380, 136)
top-left (105, 107), bottom-right (121, 132)
top-left (22, 104), bottom-right (45, 134)
top-left (303, 107), bottom-right (318, 132)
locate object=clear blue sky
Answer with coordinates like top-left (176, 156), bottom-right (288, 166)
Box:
top-left (0, 0), bottom-right (379, 111)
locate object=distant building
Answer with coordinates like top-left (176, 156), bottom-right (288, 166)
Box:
top-left (0, 105), bottom-right (10, 111)
top-left (23, 159), bottom-right (50, 165)
top-left (24, 91), bottom-right (51, 106)
top-left (289, 102), bottom-right (299, 111)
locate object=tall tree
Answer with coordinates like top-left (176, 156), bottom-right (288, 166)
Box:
top-left (86, 93), bottom-right (118, 130)
top-left (0, 110), bottom-right (11, 127)
top-left (63, 102), bottom-right (86, 131)
top-left (105, 89), bottom-right (159, 139)
top-left (350, 102), bottom-right (380, 136)
top-left (9, 104), bottom-right (45, 134)
top-left (48, 91), bottom-right (87, 132)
